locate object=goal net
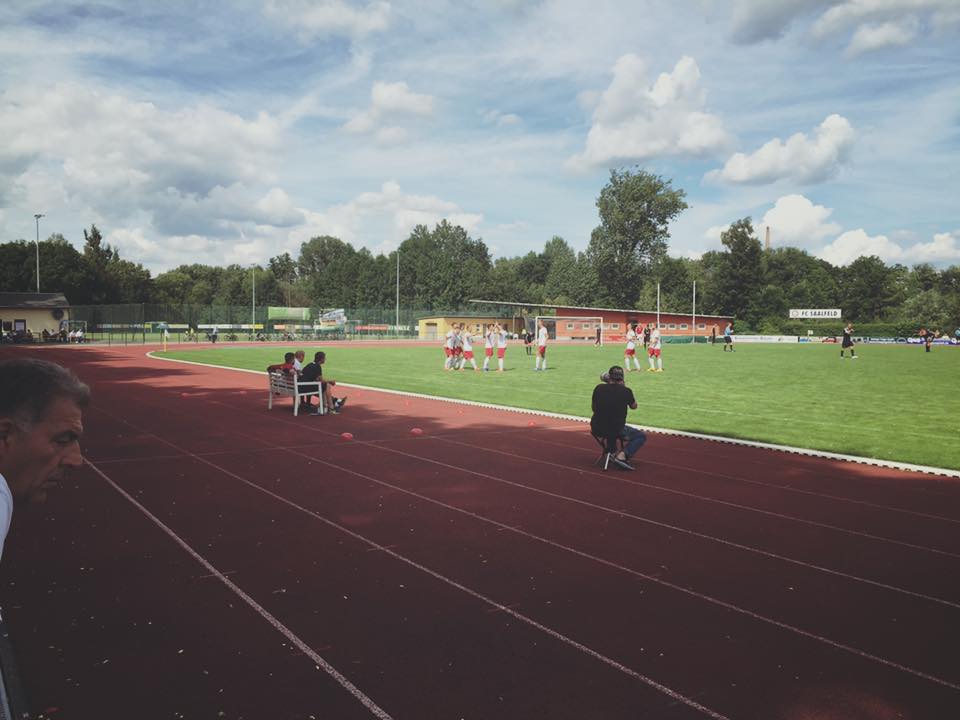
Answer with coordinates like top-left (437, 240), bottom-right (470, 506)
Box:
top-left (534, 316), bottom-right (604, 345)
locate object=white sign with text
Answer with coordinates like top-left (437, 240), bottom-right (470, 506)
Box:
top-left (789, 308), bottom-right (842, 319)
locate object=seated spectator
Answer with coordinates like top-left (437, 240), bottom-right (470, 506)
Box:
top-left (68, 330), bottom-right (76, 343)
top-left (590, 365), bottom-right (646, 471)
top-left (300, 351), bottom-right (346, 415)
top-left (75, 328), bottom-right (84, 343)
top-left (293, 350), bottom-right (306, 373)
top-left (267, 352), bottom-right (298, 377)
top-left (0, 358), bottom-right (89, 560)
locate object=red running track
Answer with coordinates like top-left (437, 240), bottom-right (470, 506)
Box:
top-left (2, 344), bottom-right (959, 719)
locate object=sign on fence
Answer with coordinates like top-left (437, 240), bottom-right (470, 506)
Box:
top-left (789, 308), bottom-right (842, 319)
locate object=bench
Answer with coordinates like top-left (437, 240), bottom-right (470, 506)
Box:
top-left (267, 371), bottom-right (324, 416)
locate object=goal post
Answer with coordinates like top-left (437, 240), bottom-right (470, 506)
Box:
top-left (534, 316), bottom-right (605, 345)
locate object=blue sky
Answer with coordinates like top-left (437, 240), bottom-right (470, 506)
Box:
top-left (1, 0), bottom-right (958, 274)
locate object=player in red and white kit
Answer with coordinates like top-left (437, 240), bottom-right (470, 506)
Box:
top-left (443, 326), bottom-right (457, 370)
top-left (647, 325), bottom-right (663, 372)
top-left (624, 323), bottom-right (641, 372)
top-left (460, 326), bottom-right (479, 371)
top-left (451, 325), bottom-right (464, 369)
top-left (482, 324), bottom-right (495, 372)
top-left (534, 319), bottom-right (548, 371)
top-left (496, 323), bottom-right (508, 372)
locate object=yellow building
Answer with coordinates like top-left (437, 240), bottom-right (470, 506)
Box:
top-left (0, 292), bottom-right (71, 339)
top-left (417, 314), bottom-right (521, 341)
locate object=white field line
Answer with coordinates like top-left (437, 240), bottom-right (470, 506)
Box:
top-left (84, 459), bottom-right (395, 720)
top-left (146, 351), bottom-right (960, 479)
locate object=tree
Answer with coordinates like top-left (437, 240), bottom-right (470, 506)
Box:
top-left (840, 255), bottom-right (904, 321)
top-left (586, 168), bottom-right (688, 308)
top-left (713, 218), bottom-right (764, 326)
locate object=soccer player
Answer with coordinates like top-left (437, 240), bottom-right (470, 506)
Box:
top-left (534, 319), bottom-right (548, 371)
top-left (624, 323), bottom-right (641, 372)
top-left (840, 323), bottom-right (857, 359)
top-left (496, 323), bottom-right (508, 372)
top-left (443, 325), bottom-right (457, 370)
top-left (723, 322), bottom-right (735, 352)
top-left (482, 324), bottom-right (495, 371)
top-left (452, 325), bottom-right (464, 369)
top-left (460, 326), bottom-right (479, 371)
top-left (642, 323), bottom-right (651, 350)
top-left (647, 325), bottom-right (663, 372)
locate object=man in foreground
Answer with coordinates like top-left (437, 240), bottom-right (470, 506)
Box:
top-left (0, 359), bottom-right (89, 561)
top-left (590, 366), bottom-right (646, 471)
top-left (300, 351), bottom-right (346, 414)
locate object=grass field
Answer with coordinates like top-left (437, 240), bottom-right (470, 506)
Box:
top-left (158, 342), bottom-right (960, 470)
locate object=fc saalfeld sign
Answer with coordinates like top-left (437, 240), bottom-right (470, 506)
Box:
top-left (789, 308), bottom-right (842, 319)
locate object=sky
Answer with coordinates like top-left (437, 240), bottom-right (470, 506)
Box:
top-left (1, 0), bottom-right (958, 275)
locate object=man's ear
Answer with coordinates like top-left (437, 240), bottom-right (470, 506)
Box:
top-left (0, 417), bottom-right (16, 446)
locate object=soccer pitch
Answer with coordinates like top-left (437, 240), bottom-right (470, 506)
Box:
top-left (158, 342), bottom-right (960, 471)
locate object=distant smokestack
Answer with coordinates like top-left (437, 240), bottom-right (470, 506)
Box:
top-left (764, 226), bottom-right (771, 251)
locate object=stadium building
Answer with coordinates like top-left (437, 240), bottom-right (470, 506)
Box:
top-left (0, 292), bottom-right (71, 339)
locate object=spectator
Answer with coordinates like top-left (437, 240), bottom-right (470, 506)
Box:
top-left (293, 350), bottom-right (306, 373)
top-left (590, 365), bottom-right (646, 471)
top-left (300, 351), bottom-right (346, 414)
top-left (0, 359), bottom-right (89, 561)
top-left (267, 352), bottom-right (297, 376)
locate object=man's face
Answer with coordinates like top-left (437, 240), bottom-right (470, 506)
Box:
top-left (0, 398), bottom-right (84, 503)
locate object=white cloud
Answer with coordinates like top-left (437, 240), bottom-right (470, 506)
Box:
top-left (343, 81), bottom-right (435, 141)
top-left (707, 114), bottom-right (855, 185)
top-left (817, 228), bottom-right (904, 265)
top-left (816, 228), bottom-right (960, 266)
top-left (294, 180), bottom-right (482, 254)
top-left (846, 18), bottom-right (919, 54)
top-left (729, 0), bottom-right (832, 43)
top-left (760, 194), bottom-right (842, 248)
top-left (263, 0), bottom-right (390, 41)
top-left (567, 55), bottom-right (730, 171)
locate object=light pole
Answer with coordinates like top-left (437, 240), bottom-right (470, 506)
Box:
top-left (33, 213), bottom-right (44, 292)
top-left (251, 265), bottom-right (256, 332)
top-left (395, 249), bottom-right (400, 332)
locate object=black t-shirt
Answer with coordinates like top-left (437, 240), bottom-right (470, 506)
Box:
top-left (301, 362), bottom-right (323, 383)
top-left (591, 383), bottom-right (636, 437)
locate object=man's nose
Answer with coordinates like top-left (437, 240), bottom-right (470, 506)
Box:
top-left (63, 442), bottom-right (84, 467)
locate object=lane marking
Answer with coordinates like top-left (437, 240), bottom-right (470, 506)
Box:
top-left (83, 460), bottom-right (395, 720)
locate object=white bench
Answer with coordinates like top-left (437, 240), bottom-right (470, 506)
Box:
top-left (267, 371), bottom-right (324, 416)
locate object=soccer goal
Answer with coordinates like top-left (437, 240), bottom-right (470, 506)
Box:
top-left (534, 316), bottom-right (604, 345)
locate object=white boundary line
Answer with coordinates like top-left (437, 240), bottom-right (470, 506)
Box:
top-left (84, 459), bottom-right (395, 720)
top-left (146, 351), bottom-right (960, 479)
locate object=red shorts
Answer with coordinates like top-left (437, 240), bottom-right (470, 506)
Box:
top-left (485, 347), bottom-right (493, 357)
top-left (648, 348), bottom-right (661, 358)
top-left (497, 348), bottom-right (505, 359)
top-left (454, 347), bottom-right (463, 356)
top-left (444, 347), bottom-right (453, 357)
top-left (537, 345), bottom-right (546, 357)
top-left (625, 348), bottom-right (635, 356)
top-left (464, 350), bottom-right (474, 360)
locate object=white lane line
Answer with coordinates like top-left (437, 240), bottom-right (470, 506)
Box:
top-left (145, 351), bottom-right (960, 479)
top-left (83, 459), bottom-right (395, 720)
top-left (99, 424), bottom-right (730, 720)
top-left (437, 437), bottom-right (960, 560)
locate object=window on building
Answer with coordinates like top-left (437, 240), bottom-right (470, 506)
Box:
top-left (679, 324), bottom-right (688, 330)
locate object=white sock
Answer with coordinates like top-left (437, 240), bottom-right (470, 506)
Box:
top-left (483, 357), bottom-right (489, 370)
top-left (535, 356), bottom-right (541, 369)
top-left (649, 358), bottom-right (655, 370)
top-left (542, 358), bottom-right (547, 370)
top-left (498, 358), bottom-right (504, 371)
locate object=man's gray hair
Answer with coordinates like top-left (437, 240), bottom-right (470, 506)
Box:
top-left (0, 358), bottom-right (90, 430)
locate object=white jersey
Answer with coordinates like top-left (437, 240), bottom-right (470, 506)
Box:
top-left (626, 329), bottom-right (637, 350)
top-left (537, 326), bottom-right (548, 347)
top-left (462, 332), bottom-right (474, 352)
top-left (445, 330), bottom-right (455, 349)
top-left (293, 358), bottom-right (303, 372)
top-left (498, 331), bottom-right (508, 347)
top-left (484, 331), bottom-right (495, 349)
top-left (650, 329), bottom-right (662, 350)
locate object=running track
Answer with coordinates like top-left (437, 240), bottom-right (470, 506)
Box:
top-left (2, 344), bottom-right (959, 719)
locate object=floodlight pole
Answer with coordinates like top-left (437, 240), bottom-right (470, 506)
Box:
top-left (692, 281), bottom-right (696, 342)
top-left (395, 250), bottom-right (400, 333)
top-left (656, 282), bottom-right (661, 328)
top-left (34, 213), bottom-right (44, 292)
top-left (251, 265), bottom-right (256, 331)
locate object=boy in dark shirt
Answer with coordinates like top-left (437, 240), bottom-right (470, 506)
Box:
top-left (300, 351), bottom-right (346, 414)
top-left (590, 366), bottom-right (646, 470)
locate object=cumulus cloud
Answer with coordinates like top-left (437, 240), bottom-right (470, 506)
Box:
top-left (343, 81), bottom-right (435, 141)
top-left (760, 194), bottom-right (842, 248)
top-left (707, 114), bottom-right (855, 185)
top-left (263, 0), bottom-right (390, 41)
top-left (729, 0), bottom-right (959, 54)
top-left (295, 180), bottom-right (482, 254)
top-left (817, 228), bottom-right (960, 266)
top-left (567, 55), bottom-right (730, 171)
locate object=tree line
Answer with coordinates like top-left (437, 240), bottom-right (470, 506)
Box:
top-left (2, 169), bottom-right (957, 334)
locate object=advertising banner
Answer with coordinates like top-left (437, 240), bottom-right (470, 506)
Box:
top-left (789, 308), bottom-right (842, 319)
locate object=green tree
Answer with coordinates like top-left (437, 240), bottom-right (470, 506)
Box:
top-left (840, 256), bottom-right (904, 321)
top-left (713, 218), bottom-right (764, 326)
top-left (586, 168), bottom-right (688, 307)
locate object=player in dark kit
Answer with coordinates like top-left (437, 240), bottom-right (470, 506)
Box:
top-left (840, 322), bottom-right (857, 359)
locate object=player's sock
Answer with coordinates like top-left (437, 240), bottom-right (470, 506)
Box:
top-left (542, 359), bottom-right (547, 370)
top-left (498, 358), bottom-right (504, 371)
